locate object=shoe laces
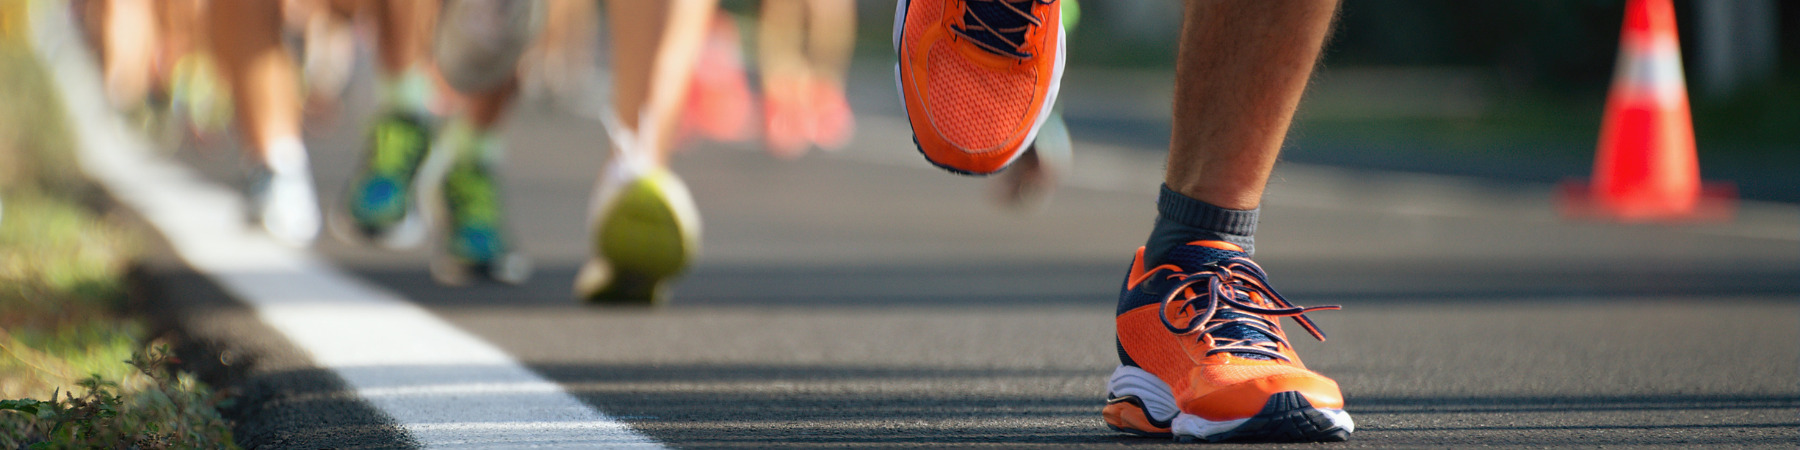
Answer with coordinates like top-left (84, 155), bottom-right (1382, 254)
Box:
top-left (1156, 256), bottom-right (1340, 362)
top-left (951, 0), bottom-right (1054, 59)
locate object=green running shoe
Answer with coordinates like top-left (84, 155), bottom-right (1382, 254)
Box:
top-left (428, 122), bottom-right (531, 285)
top-left (332, 111), bottom-right (439, 249)
top-left (573, 158), bottom-right (701, 304)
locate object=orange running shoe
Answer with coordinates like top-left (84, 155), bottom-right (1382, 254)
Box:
top-left (1107, 241), bottom-right (1353, 442)
top-left (895, 0), bottom-right (1064, 175)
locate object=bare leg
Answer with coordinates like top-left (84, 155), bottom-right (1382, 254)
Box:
top-left (464, 80), bottom-right (519, 130)
top-left (758, 0), bottom-right (809, 155)
top-left (759, 0), bottom-right (855, 155)
top-left (605, 0), bottom-right (717, 164)
top-left (209, 0), bottom-right (321, 246)
top-left (802, 0), bottom-right (854, 89)
top-left (369, 0), bottom-right (437, 76)
top-left (758, 0), bottom-right (807, 92)
top-left (207, 0), bottom-right (303, 160)
top-left (1143, 0), bottom-right (1337, 261)
top-left (95, 0), bottom-right (158, 109)
top-left (294, 0), bottom-right (358, 112)
top-left (800, 0), bottom-right (855, 150)
top-left (153, 0), bottom-right (204, 85)
top-left (1165, 0), bottom-right (1337, 211)
top-left (523, 0), bottom-right (598, 97)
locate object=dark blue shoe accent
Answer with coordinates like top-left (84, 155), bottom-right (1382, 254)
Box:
top-left (953, 0), bottom-right (1053, 58)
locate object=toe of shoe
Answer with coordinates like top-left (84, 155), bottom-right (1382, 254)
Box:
top-left (1182, 371), bottom-right (1344, 422)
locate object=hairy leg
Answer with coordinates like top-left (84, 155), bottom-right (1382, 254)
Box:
top-left (1164, 0), bottom-right (1338, 210)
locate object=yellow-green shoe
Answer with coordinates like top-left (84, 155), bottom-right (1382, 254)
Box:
top-left (573, 162), bottom-right (701, 305)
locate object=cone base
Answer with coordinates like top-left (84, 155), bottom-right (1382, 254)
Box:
top-left (1557, 179), bottom-right (1737, 223)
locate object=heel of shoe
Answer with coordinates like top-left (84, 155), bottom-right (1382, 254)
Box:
top-left (577, 171), bottom-right (699, 304)
top-left (1104, 365), bottom-right (1178, 437)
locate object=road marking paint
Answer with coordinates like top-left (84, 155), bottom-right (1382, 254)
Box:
top-left (34, 9), bottom-right (662, 449)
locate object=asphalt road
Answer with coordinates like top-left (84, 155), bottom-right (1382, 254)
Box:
top-left (137, 56), bottom-right (1800, 448)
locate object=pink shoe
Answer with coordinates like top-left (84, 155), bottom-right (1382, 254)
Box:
top-left (680, 15), bottom-right (755, 143)
top-left (807, 80), bottom-right (854, 151)
top-left (762, 85), bottom-right (810, 159)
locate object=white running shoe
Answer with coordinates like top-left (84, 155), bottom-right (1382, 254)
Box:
top-left (249, 142), bottom-right (321, 247)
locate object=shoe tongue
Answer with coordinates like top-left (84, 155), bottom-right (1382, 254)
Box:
top-left (1210, 310), bottom-right (1278, 361)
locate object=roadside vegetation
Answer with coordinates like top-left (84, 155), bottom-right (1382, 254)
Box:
top-left (0, 15), bottom-right (237, 449)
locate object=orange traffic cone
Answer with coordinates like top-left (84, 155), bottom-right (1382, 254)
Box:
top-left (1560, 0), bottom-right (1734, 222)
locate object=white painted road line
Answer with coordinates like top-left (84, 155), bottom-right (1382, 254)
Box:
top-left (33, 9), bottom-right (661, 449)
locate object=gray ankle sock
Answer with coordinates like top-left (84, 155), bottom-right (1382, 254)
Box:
top-left (1144, 184), bottom-right (1259, 266)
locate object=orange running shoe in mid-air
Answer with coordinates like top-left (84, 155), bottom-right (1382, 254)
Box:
top-left (895, 0), bottom-right (1064, 175)
top-left (1107, 241), bottom-right (1354, 442)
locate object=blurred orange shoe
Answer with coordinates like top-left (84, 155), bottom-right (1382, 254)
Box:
top-left (808, 80), bottom-right (854, 151)
top-left (682, 15), bottom-right (755, 144)
top-left (1107, 241), bottom-right (1354, 442)
top-left (895, 0), bottom-right (1064, 175)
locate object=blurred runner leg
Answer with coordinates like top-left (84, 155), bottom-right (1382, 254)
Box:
top-left (164, 0), bottom-right (232, 143)
top-left (208, 0), bottom-right (320, 247)
top-left (1105, 1), bottom-right (1354, 443)
top-left (758, 0), bottom-right (810, 157)
top-left (84, 0), bottom-right (215, 145)
top-left (91, 0), bottom-right (156, 111)
top-left (517, 0), bottom-right (599, 105)
top-left (292, 0), bottom-right (358, 118)
top-left (427, 0), bottom-right (542, 285)
top-left (574, 0), bottom-right (715, 304)
top-left (757, 0), bottom-right (855, 158)
top-left (798, 0), bottom-right (856, 151)
top-left (331, 0), bottom-right (441, 250)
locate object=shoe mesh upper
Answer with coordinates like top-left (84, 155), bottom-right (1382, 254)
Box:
top-left (1198, 363), bottom-right (1306, 387)
top-left (926, 40), bottom-right (1035, 152)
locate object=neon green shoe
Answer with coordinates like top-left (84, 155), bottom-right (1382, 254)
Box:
top-left (573, 157), bottom-right (701, 304)
top-left (330, 111), bottom-right (439, 249)
top-left (428, 123), bottom-right (531, 285)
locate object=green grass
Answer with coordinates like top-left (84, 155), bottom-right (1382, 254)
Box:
top-left (0, 23), bottom-right (237, 449)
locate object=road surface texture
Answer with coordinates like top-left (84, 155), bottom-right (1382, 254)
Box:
top-left (57, 28), bottom-right (1798, 448)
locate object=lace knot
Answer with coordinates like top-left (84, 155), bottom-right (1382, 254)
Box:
top-left (1155, 257), bottom-right (1340, 361)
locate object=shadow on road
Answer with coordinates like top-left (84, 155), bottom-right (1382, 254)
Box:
top-left (339, 259), bottom-right (1800, 310)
